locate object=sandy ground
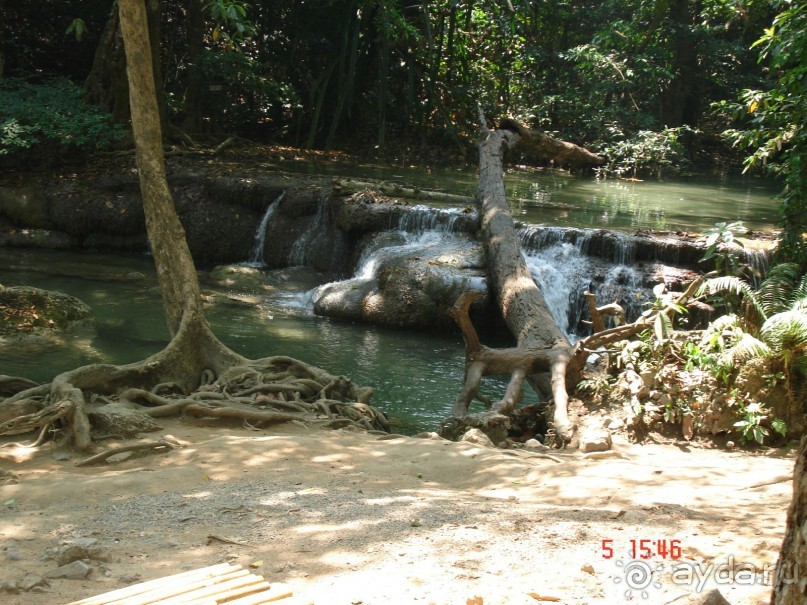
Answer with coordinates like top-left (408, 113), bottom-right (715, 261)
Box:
top-left (0, 421), bottom-right (796, 605)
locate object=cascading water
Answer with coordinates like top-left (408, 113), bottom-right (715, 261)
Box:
top-left (394, 205), bottom-right (476, 234)
top-left (244, 192), bottom-right (285, 267)
top-left (289, 197), bottom-right (325, 266)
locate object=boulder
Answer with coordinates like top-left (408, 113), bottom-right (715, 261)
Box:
top-left (87, 405), bottom-right (161, 437)
top-left (0, 286), bottom-right (92, 336)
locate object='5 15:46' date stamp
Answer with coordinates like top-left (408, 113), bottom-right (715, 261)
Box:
top-left (601, 538), bottom-right (682, 560)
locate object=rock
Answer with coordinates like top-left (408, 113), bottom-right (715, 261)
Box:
top-left (726, 440), bottom-right (735, 450)
top-left (460, 428), bottom-right (496, 448)
top-left (1, 580), bottom-right (20, 594)
top-left (56, 539), bottom-right (107, 566)
top-left (44, 560), bottom-right (92, 580)
top-left (87, 405), bottom-right (161, 437)
top-left (414, 432), bottom-right (447, 441)
top-left (0, 286), bottom-right (92, 336)
top-left (5, 549), bottom-right (21, 561)
top-left (19, 574), bottom-right (48, 592)
top-left (209, 264), bottom-right (268, 290)
top-left (312, 230), bottom-right (492, 330)
top-left (51, 451), bottom-right (71, 462)
top-left (524, 439), bottom-right (549, 451)
top-left (579, 426), bottom-right (612, 453)
top-left (685, 588), bottom-right (732, 605)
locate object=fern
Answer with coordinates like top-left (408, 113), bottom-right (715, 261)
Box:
top-left (762, 310), bottom-right (807, 355)
top-left (698, 276), bottom-right (764, 321)
top-left (756, 263), bottom-right (801, 316)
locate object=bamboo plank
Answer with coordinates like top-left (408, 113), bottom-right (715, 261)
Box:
top-left (113, 569), bottom-right (250, 605)
top-left (66, 564), bottom-right (238, 605)
top-left (224, 584), bottom-right (294, 605)
top-left (153, 574), bottom-right (265, 604)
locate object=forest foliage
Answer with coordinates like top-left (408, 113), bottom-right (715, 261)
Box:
top-left (0, 0), bottom-right (804, 261)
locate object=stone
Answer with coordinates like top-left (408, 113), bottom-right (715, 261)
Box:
top-left (87, 405), bottom-right (161, 437)
top-left (524, 439), bottom-right (549, 451)
top-left (5, 549), bottom-right (21, 561)
top-left (19, 574), bottom-right (48, 592)
top-left (56, 539), bottom-right (107, 566)
top-left (686, 588), bottom-right (731, 605)
top-left (579, 426), bottom-right (612, 453)
top-left (45, 560), bottom-right (92, 580)
top-left (460, 428), bottom-right (496, 448)
top-left (51, 451), bottom-right (71, 462)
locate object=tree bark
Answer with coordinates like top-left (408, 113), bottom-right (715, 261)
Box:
top-left (770, 433), bottom-right (807, 604)
top-left (448, 124), bottom-right (582, 445)
top-left (181, 0), bottom-right (206, 134)
top-left (85, 3), bottom-right (131, 124)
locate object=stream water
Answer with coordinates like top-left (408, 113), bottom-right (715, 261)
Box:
top-left (273, 159), bottom-right (781, 232)
top-left (1, 164), bottom-right (781, 434)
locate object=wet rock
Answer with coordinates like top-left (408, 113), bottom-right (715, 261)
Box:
top-left (313, 231), bottom-right (491, 330)
top-left (87, 405), bottom-right (161, 437)
top-left (44, 560), bottom-right (92, 580)
top-left (0, 286), bottom-right (92, 336)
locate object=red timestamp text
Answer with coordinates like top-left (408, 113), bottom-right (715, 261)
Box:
top-left (600, 538), bottom-right (682, 560)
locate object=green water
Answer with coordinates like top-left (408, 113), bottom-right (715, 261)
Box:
top-left (0, 164), bottom-right (781, 434)
top-left (0, 249), bottom-right (478, 434)
top-left (273, 158), bottom-right (780, 232)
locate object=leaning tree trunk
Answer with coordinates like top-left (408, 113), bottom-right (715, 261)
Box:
top-left (770, 433), bottom-right (807, 604)
top-left (446, 119), bottom-right (604, 446)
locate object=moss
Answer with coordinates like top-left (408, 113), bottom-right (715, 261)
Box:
top-left (0, 285), bottom-right (92, 336)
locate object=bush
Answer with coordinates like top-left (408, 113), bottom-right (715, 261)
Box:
top-left (0, 78), bottom-right (124, 168)
top-left (181, 50), bottom-right (299, 135)
top-left (597, 125), bottom-right (698, 179)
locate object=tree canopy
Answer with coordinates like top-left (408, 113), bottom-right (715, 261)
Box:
top-left (0, 0), bottom-right (804, 260)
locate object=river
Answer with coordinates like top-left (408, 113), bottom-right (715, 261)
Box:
top-left (1, 165), bottom-right (780, 434)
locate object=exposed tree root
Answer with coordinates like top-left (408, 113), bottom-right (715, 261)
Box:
top-left (0, 318), bottom-right (389, 451)
top-left (75, 436), bottom-right (183, 467)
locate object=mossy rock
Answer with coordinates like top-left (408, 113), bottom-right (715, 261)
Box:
top-left (0, 285), bottom-right (92, 336)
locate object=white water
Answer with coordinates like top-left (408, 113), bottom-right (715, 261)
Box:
top-left (289, 198), bottom-right (325, 266)
top-left (244, 192), bottom-right (285, 267)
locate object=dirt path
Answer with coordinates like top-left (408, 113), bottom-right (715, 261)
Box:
top-left (0, 422), bottom-right (795, 604)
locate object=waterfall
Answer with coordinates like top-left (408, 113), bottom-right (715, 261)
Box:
top-left (394, 205), bottom-right (475, 234)
top-left (289, 197), bottom-right (325, 266)
top-left (523, 241), bottom-right (649, 338)
top-left (244, 192), bottom-right (285, 267)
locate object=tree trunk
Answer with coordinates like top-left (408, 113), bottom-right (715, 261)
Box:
top-left (181, 0), bottom-right (206, 134)
top-left (85, 3), bottom-right (131, 124)
top-left (86, 0), bottom-right (166, 136)
top-left (446, 121), bottom-right (603, 445)
top-left (0, 0), bottom-right (389, 452)
top-left (770, 433), bottom-right (807, 604)
top-left (119, 0), bottom-right (202, 337)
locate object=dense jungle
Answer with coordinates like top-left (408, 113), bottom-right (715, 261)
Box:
top-left (1, 1), bottom-right (806, 604)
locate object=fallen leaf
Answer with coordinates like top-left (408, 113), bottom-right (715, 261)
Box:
top-left (528, 593), bottom-right (561, 602)
top-left (466, 597), bottom-right (483, 605)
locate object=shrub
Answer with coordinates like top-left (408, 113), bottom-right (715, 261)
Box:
top-left (0, 78), bottom-right (125, 167)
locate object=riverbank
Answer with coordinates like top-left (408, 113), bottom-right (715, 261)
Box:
top-left (0, 420), bottom-right (795, 605)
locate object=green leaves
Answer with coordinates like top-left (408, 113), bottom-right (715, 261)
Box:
top-left (0, 78), bottom-right (125, 167)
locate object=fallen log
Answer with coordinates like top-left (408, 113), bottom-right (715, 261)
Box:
top-left (446, 117), bottom-right (596, 446)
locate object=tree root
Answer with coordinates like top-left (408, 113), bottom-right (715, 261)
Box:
top-left (75, 436), bottom-right (183, 467)
top-left (0, 341), bottom-right (389, 451)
